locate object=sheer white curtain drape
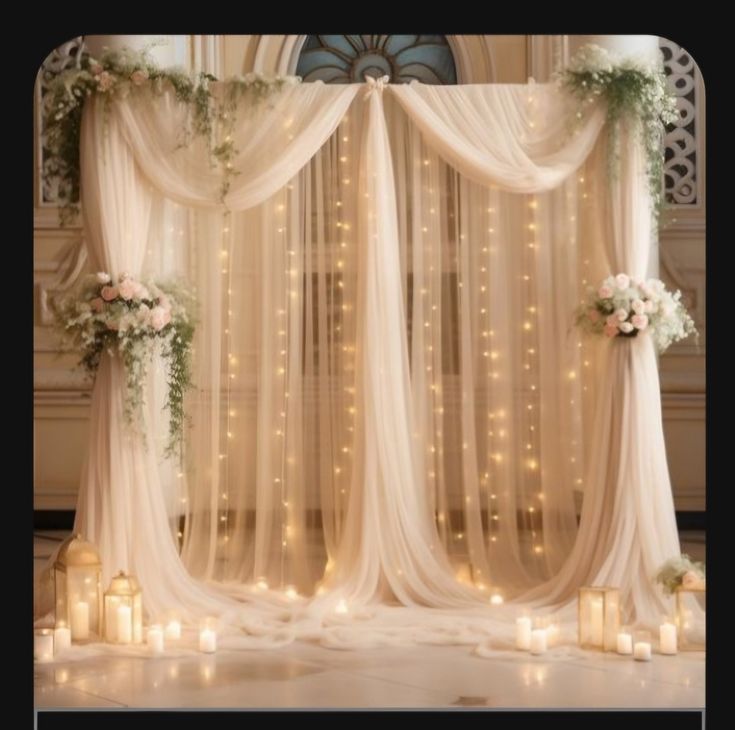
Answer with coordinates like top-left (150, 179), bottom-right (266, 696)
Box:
top-left (36, 77), bottom-right (680, 650)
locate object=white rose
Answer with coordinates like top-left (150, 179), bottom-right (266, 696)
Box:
top-left (96, 272), bottom-right (111, 284)
top-left (631, 299), bottom-right (645, 314)
top-left (644, 300), bottom-right (655, 313)
top-left (619, 322), bottom-right (634, 334)
top-left (615, 273), bottom-right (630, 290)
top-left (136, 303), bottom-right (151, 324)
top-left (615, 308), bottom-right (629, 322)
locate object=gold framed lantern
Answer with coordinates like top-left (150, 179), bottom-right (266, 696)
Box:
top-left (675, 585), bottom-right (706, 651)
top-left (104, 571), bottom-right (143, 644)
top-left (578, 586), bottom-right (620, 651)
top-left (52, 533), bottom-right (103, 643)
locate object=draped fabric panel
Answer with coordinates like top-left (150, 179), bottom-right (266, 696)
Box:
top-left (35, 78), bottom-right (681, 649)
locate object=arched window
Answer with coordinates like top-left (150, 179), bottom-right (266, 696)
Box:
top-left (296, 35), bottom-right (457, 84)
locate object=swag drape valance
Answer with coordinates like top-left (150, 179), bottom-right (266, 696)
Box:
top-left (49, 77), bottom-right (679, 650)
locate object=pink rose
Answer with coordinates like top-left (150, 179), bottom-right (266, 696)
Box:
top-left (597, 285), bottom-right (613, 299)
top-left (603, 324), bottom-right (619, 338)
top-left (149, 306), bottom-right (170, 331)
top-left (90, 297), bottom-right (105, 313)
top-left (643, 300), bottom-right (655, 313)
top-left (615, 308), bottom-right (629, 322)
top-left (615, 273), bottom-right (630, 290)
top-left (631, 299), bottom-right (645, 314)
top-left (97, 71), bottom-right (115, 92)
top-left (130, 69), bottom-right (148, 86)
top-left (605, 314), bottom-right (619, 327)
top-left (118, 278), bottom-right (137, 301)
top-left (587, 309), bottom-right (600, 323)
top-left (132, 282), bottom-right (150, 300)
top-left (681, 571), bottom-right (705, 589)
top-left (101, 285), bottom-right (119, 301)
top-left (118, 271), bottom-right (130, 281)
top-left (631, 314), bottom-right (648, 330)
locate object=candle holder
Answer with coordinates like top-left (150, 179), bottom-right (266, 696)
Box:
top-left (578, 586), bottom-right (620, 651)
top-left (674, 585), bottom-right (706, 651)
top-left (52, 533), bottom-right (103, 643)
top-left (103, 570), bottom-right (143, 644)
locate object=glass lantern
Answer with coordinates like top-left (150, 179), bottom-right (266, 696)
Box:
top-left (675, 585), bottom-right (706, 651)
top-left (578, 586), bottom-right (620, 651)
top-left (103, 570), bottom-right (143, 644)
top-left (52, 533), bottom-right (103, 643)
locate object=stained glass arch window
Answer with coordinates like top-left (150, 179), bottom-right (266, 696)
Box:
top-left (296, 35), bottom-right (457, 85)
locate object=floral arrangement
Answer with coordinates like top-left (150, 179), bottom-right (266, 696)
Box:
top-left (557, 44), bottom-right (679, 224)
top-left (43, 44), bottom-right (300, 223)
top-left (655, 554), bottom-right (706, 595)
top-left (576, 273), bottom-right (696, 354)
top-left (51, 272), bottom-right (196, 457)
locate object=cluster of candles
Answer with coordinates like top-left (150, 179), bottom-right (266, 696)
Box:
top-left (34, 617), bottom-right (219, 662)
top-left (513, 615), bottom-right (679, 660)
top-left (615, 620), bottom-right (678, 661)
top-left (515, 616), bottom-right (561, 655)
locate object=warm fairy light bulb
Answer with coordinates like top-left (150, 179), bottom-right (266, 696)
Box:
top-left (285, 586), bottom-right (298, 600)
top-left (568, 371), bottom-right (577, 380)
top-left (490, 594), bottom-right (504, 605)
top-left (523, 322), bottom-right (532, 330)
top-left (335, 599), bottom-right (349, 614)
top-left (255, 578), bottom-right (269, 591)
top-left (534, 546), bottom-right (544, 554)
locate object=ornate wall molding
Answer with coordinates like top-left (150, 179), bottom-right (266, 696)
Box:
top-left (659, 38), bottom-right (702, 208)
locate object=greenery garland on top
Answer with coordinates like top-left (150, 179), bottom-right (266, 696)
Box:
top-left (43, 44), bottom-right (301, 224)
top-left (557, 44), bottom-right (679, 226)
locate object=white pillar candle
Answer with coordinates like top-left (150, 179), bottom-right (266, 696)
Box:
top-left (516, 617), bottom-right (532, 650)
top-left (117, 605), bottom-right (132, 644)
top-left (34, 630), bottom-right (54, 663)
top-left (147, 625), bottom-right (164, 655)
top-left (530, 629), bottom-right (548, 655)
top-left (71, 601), bottom-right (89, 641)
top-left (616, 632), bottom-right (633, 655)
top-left (634, 641), bottom-right (652, 661)
top-left (199, 628), bottom-right (217, 653)
top-left (659, 621), bottom-right (678, 655)
top-left (589, 598), bottom-right (604, 646)
top-left (164, 620), bottom-right (181, 640)
top-left (53, 626), bottom-right (72, 654)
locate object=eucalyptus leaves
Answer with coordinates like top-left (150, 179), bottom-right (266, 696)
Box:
top-left (558, 44), bottom-right (679, 224)
top-left (43, 45), bottom-right (300, 224)
top-left (51, 272), bottom-right (196, 458)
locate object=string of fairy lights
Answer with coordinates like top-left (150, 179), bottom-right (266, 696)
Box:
top-left (200, 99), bottom-right (594, 596)
top-left (221, 211), bottom-right (233, 563)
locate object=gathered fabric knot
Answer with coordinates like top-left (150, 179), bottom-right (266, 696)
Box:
top-left (364, 74), bottom-right (390, 99)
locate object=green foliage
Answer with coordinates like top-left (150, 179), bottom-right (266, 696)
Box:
top-left (557, 45), bottom-right (679, 228)
top-left (42, 46), bottom-right (301, 224)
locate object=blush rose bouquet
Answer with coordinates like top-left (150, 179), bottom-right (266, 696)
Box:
top-left (576, 273), bottom-right (696, 354)
top-left (52, 272), bottom-right (196, 457)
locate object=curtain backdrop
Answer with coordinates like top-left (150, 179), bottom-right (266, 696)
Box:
top-left (36, 78), bottom-right (681, 652)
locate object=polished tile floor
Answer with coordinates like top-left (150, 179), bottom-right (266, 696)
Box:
top-left (34, 530), bottom-right (705, 709)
